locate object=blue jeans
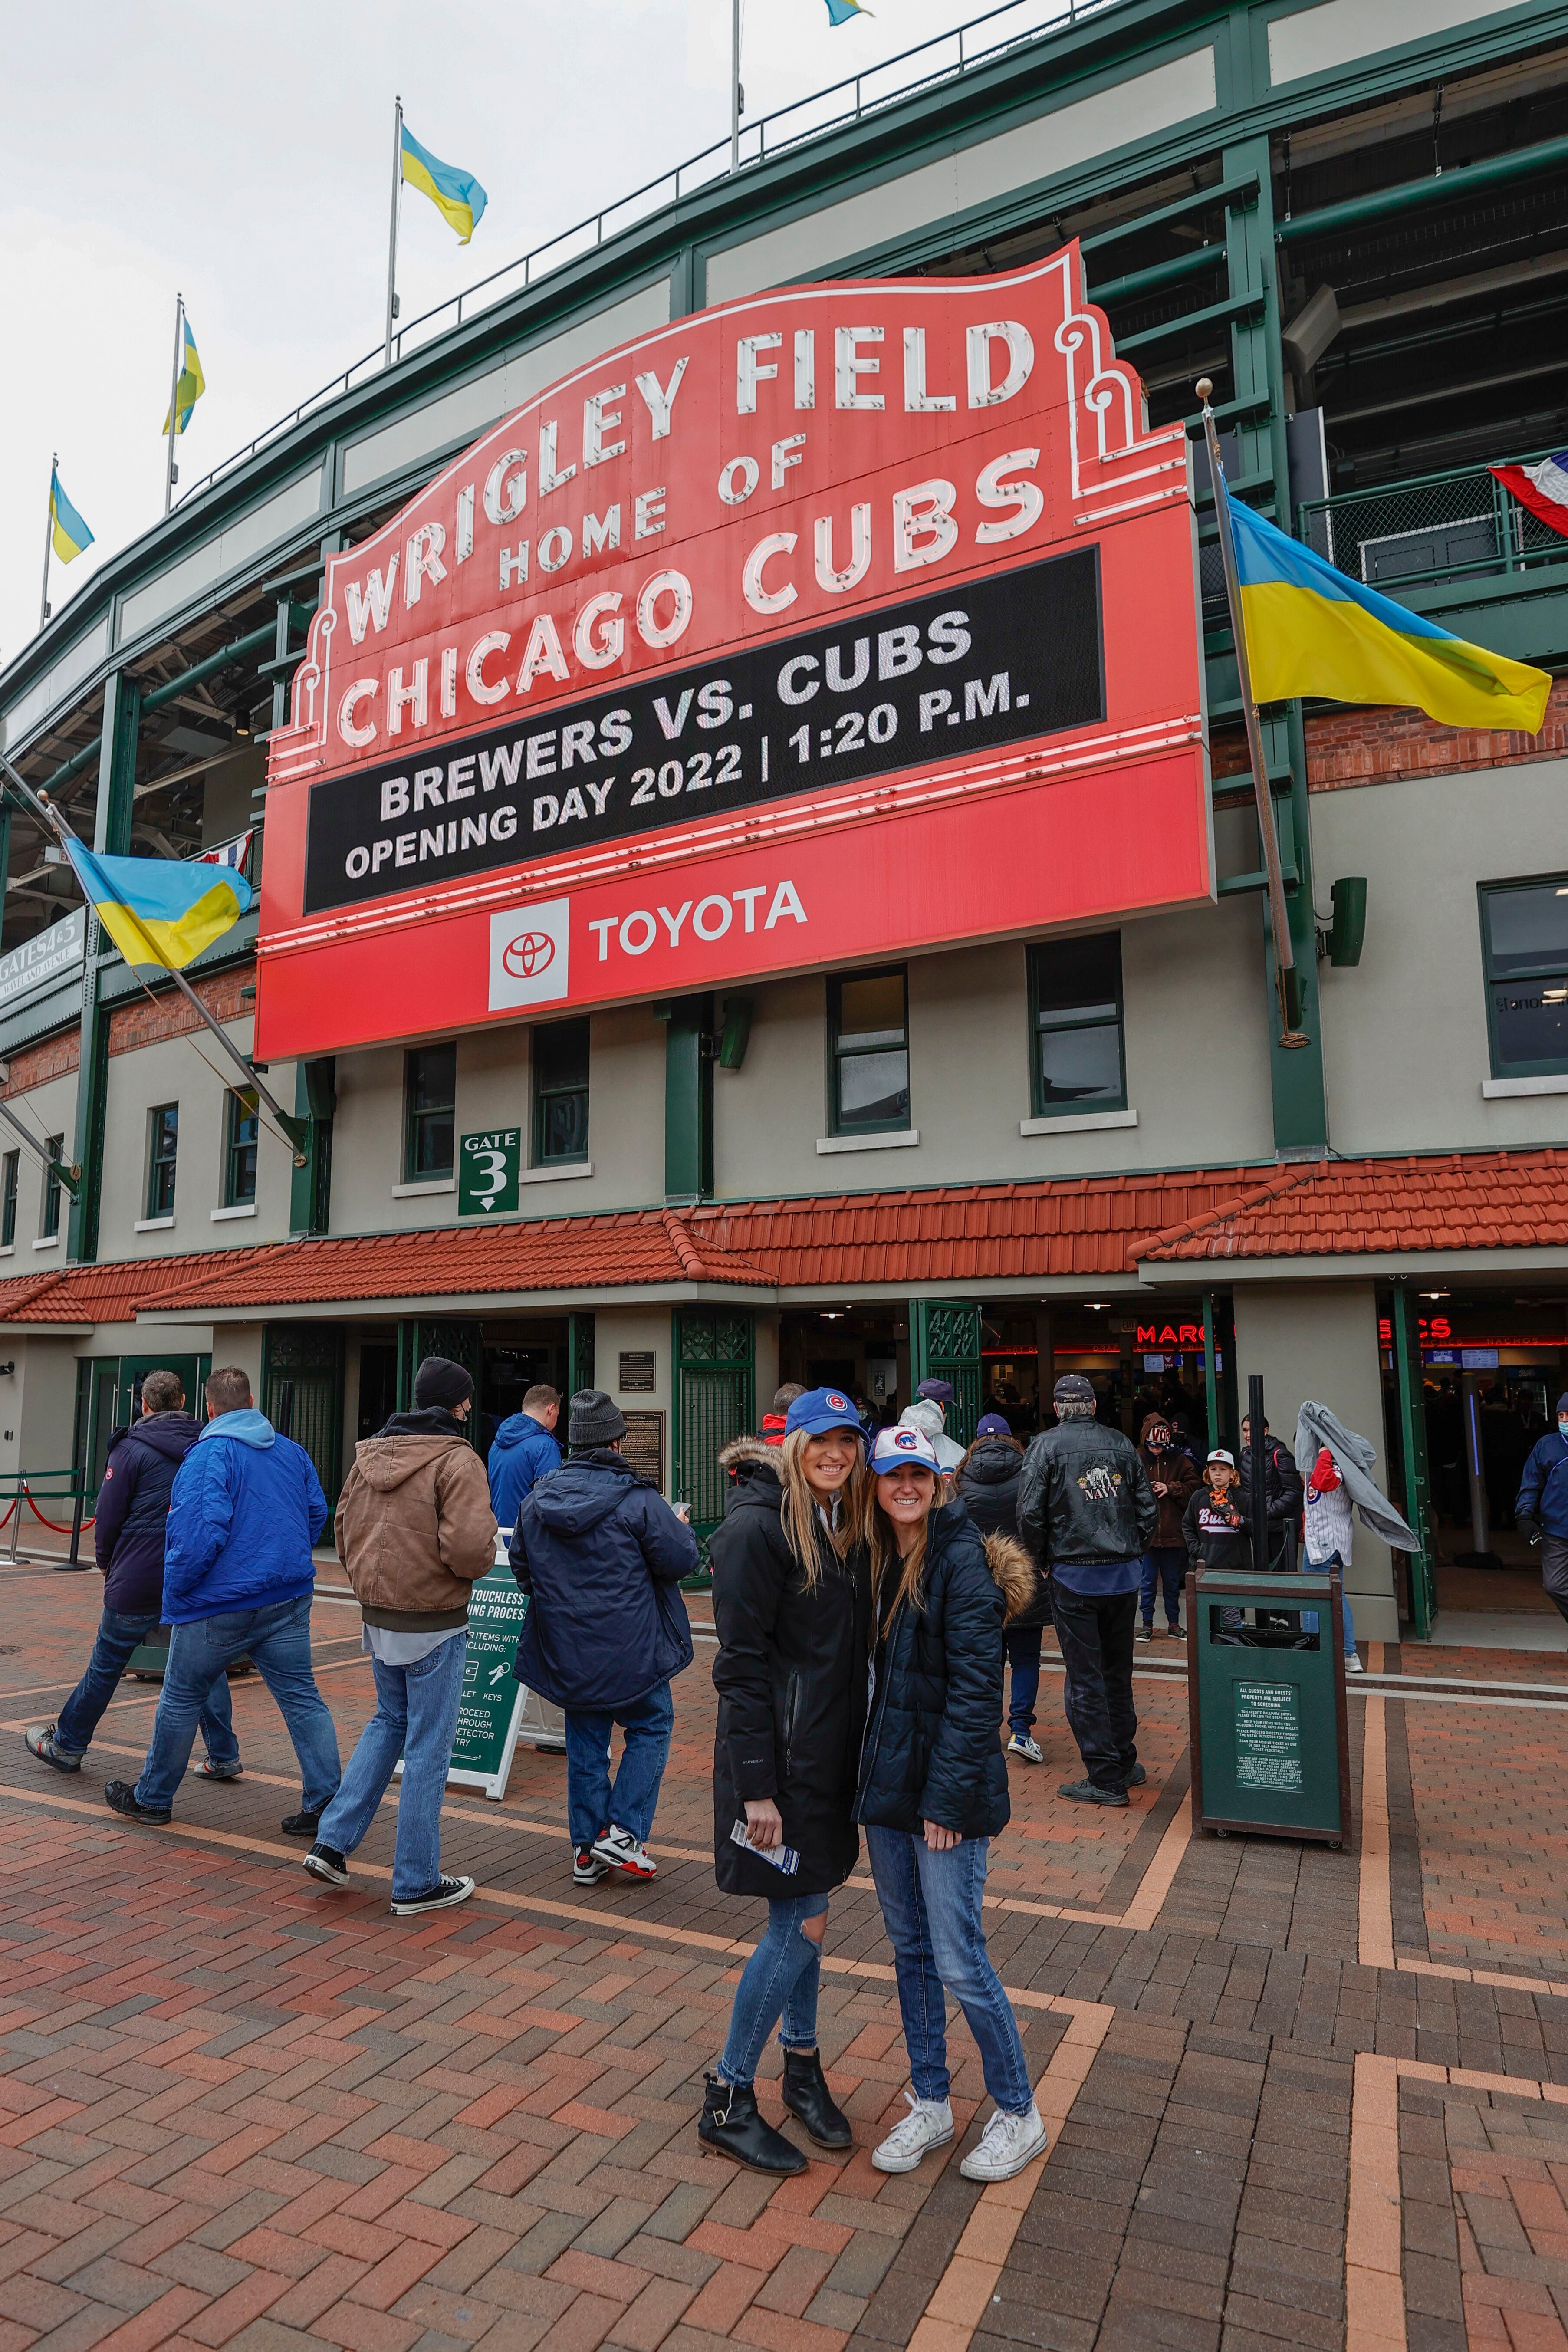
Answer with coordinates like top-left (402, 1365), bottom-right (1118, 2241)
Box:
top-left (1140, 1547), bottom-right (1185, 1628)
top-left (136, 1593), bottom-right (340, 1816)
top-left (1300, 1551), bottom-right (1358, 1658)
top-left (1004, 1625), bottom-right (1042, 1735)
top-left (56, 1606), bottom-right (237, 1766)
top-left (562, 1681), bottom-right (674, 1849)
top-left (865, 1824), bottom-right (1032, 2115)
top-left (318, 1634), bottom-right (467, 1901)
top-left (716, 1890), bottom-right (830, 2087)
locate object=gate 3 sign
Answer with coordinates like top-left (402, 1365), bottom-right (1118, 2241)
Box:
top-left (459, 1127), bottom-right (521, 1215)
top-left (256, 249), bottom-right (1208, 1059)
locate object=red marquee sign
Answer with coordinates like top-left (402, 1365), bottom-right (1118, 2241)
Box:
top-left (256, 247), bottom-right (1209, 1057)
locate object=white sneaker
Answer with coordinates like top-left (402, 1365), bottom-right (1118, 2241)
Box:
top-left (591, 1824), bottom-right (657, 1879)
top-left (871, 2091), bottom-right (954, 2173)
top-left (960, 2103), bottom-right (1049, 2181)
top-left (1344, 1652), bottom-right (1364, 1673)
top-left (1006, 1734), bottom-right (1044, 1764)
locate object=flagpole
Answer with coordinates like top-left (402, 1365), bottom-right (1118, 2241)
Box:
top-left (0, 756), bottom-right (308, 1160)
top-left (385, 95), bottom-right (404, 368)
top-left (1195, 378), bottom-right (1308, 1049)
top-left (164, 293), bottom-right (184, 515)
top-left (39, 454), bottom-right (56, 631)
top-left (730, 0), bottom-right (741, 171)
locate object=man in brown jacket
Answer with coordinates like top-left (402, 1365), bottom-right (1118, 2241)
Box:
top-left (304, 1357), bottom-right (497, 1915)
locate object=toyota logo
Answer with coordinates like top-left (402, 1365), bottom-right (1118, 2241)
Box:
top-left (502, 931), bottom-right (555, 979)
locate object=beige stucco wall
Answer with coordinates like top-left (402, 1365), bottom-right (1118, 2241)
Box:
top-left (0, 1069), bottom-right (77, 1268)
top-left (1230, 1278), bottom-right (1397, 1642)
top-left (95, 1018), bottom-right (297, 1261)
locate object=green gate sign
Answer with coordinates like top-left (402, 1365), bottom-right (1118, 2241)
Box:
top-left (459, 1128), bottom-right (521, 1215)
top-left (1187, 1568), bottom-right (1351, 1846)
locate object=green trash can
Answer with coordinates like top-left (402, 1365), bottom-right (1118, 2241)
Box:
top-left (1186, 1569), bottom-right (1352, 1848)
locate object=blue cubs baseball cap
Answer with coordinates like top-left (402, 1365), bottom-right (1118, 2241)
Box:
top-left (784, 1386), bottom-right (865, 1441)
top-left (869, 1424), bottom-right (941, 1474)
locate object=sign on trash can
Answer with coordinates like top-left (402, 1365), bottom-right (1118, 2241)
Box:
top-left (1185, 1569), bottom-right (1351, 1847)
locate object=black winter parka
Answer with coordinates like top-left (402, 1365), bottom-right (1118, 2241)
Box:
top-left (953, 1441), bottom-right (1049, 1628)
top-left (855, 1502), bottom-right (1035, 1841)
top-left (708, 1440), bottom-right (872, 1899)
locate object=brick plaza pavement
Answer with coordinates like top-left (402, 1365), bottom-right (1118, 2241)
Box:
top-left (0, 1566), bottom-right (1566, 2352)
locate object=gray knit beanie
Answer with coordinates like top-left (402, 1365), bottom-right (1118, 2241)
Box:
top-left (1052, 1373), bottom-right (1098, 1421)
top-left (569, 1388), bottom-right (628, 1447)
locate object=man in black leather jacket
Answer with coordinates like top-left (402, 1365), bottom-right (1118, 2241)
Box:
top-left (1019, 1376), bottom-right (1157, 1806)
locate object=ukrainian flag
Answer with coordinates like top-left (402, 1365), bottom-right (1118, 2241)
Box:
top-left (62, 836), bottom-right (252, 971)
top-left (824, 0), bottom-right (873, 20)
top-left (48, 467), bottom-right (93, 564)
top-left (163, 316), bottom-right (207, 437)
top-left (1226, 483), bottom-right (1551, 734)
top-left (400, 123), bottom-right (487, 244)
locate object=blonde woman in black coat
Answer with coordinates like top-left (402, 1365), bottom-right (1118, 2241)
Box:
top-left (699, 1388), bottom-right (871, 2175)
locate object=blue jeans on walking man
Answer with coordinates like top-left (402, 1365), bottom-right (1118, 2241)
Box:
top-left (716, 1890), bottom-right (830, 2087)
top-left (562, 1681), bottom-right (674, 1849)
top-left (135, 1593), bottom-right (340, 1817)
top-left (865, 1825), bottom-right (1033, 2115)
top-left (318, 1634), bottom-right (468, 1903)
top-left (56, 1606), bottom-right (237, 1767)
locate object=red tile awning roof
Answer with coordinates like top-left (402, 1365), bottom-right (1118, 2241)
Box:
top-left (1132, 1150), bottom-right (1568, 1263)
top-left (0, 1151), bottom-right (1561, 1327)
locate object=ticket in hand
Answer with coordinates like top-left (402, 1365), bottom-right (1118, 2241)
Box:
top-left (731, 1819), bottom-right (800, 1873)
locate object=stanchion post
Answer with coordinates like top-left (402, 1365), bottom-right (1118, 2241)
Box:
top-left (67, 1486), bottom-right (84, 1569)
top-left (8, 1483), bottom-right (23, 1565)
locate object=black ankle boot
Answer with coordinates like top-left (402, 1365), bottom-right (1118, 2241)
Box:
top-left (698, 2074), bottom-right (807, 2174)
top-left (781, 2048), bottom-right (853, 2150)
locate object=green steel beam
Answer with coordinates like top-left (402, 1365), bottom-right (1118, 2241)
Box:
top-left (1079, 170), bottom-right (1259, 256)
top-left (663, 997), bottom-right (713, 1205)
top-left (1090, 244), bottom-right (1226, 306)
top-left (1116, 288), bottom-right (1264, 355)
top-left (67, 671), bottom-right (139, 1263)
top-left (1277, 131), bottom-right (1568, 245)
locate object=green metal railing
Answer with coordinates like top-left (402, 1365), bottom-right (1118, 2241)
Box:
top-left (1296, 450), bottom-right (1568, 598)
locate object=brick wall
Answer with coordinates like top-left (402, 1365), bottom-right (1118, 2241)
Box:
top-left (1212, 677), bottom-right (1568, 792)
top-left (0, 961), bottom-right (255, 1099)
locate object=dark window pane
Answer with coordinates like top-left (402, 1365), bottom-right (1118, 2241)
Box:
top-left (148, 1105), bottom-right (178, 1217)
top-left (2, 1153), bottom-right (16, 1249)
top-left (1486, 884), bottom-right (1568, 975)
top-left (536, 1018), bottom-right (589, 1092)
top-left (541, 1092), bottom-right (589, 1161)
top-left (43, 1136), bottom-right (63, 1237)
top-left (409, 1044), bottom-right (457, 1114)
top-left (839, 1048), bottom-right (910, 1125)
top-left (1032, 933), bottom-right (1121, 1016)
top-left (1492, 975), bottom-right (1568, 1069)
top-left (1037, 1023), bottom-right (1123, 1106)
top-left (411, 1109), bottom-right (453, 1178)
top-left (228, 1091), bottom-right (259, 1205)
top-left (838, 972), bottom-right (906, 1049)
top-left (406, 1043), bottom-right (457, 1178)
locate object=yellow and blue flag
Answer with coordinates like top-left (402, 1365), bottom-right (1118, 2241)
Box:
top-left (163, 315), bottom-right (207, 437)
top-left (48, 467), bottom-right (93, 564)
top-left (824, 0), bottom-right (873, 19)
top-left (61, 836), bottom-right (252, 971)
top-left (1226, 482), bottom-right (1551, 734)
top-left (400, 123), bottom-right (487, 244)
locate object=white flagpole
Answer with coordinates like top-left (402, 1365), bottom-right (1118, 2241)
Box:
top-left (385, 96), bottom-right (404, 367)
top-left (730, 0), bottom-right (741, 171)
top-left (164, 293), bottom-right (184, 515)
top-left (39, 453), bottom-right (56, 630)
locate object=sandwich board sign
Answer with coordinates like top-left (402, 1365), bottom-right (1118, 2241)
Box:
top-left (396, 1558), bottom-right (542, 1800)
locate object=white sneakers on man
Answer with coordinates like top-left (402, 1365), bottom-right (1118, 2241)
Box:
top-left (960, 2104), bottom-right (1049, 2181)
top-left (871, 2092), bottom-right (954, 2172)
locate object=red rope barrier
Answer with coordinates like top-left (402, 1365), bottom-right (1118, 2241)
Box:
top-left (24, 1494), bottom-right (94, 1534)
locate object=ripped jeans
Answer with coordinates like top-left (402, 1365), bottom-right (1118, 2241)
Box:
top-left (715, 1890), bottom-right (830, 2087)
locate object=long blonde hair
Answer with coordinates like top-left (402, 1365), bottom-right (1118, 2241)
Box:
top-left (858, 1465), bottom-right (941, 1625)
top-left (779, 1427), bottom-right (865, 1588)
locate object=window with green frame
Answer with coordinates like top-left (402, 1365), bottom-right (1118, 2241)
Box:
top-left (532, 1017), bottom-right (589, 1164)
top-left (404, 1043), bottom-right (457, 1179)
top-left (1027, 933), bottom-right (1126, 1115)
top-left (147, 1104), bottom-right (178, 1218)
top-left (224, 1089), bottom-right (259, 1206)
top-left (42, 1135), bottom-right (64, 1239)
top-left (0, 1152), bottom-right (16, 1248)
top-left (829, 967), bottom-right (910, 1134)
top-left (1479, 877), bottom-right (1568, 1078)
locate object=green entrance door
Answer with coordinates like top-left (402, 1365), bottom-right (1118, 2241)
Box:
top-left (910, 1302), bottom-right (982, 1450)
top-left (262, 1325), bottom-right (345, 1504)
top-left (673, 1310), bottom-right (754, 1547)
top-left (73, 1352), bottom-right (210, 1501)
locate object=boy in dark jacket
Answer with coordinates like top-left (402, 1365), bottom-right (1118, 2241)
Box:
top-left (511, 1388), bottom-right (698, 1885)
top-left (25, 1371), bottom-right (237, 1777)
top-left (1137, 1412), bottom-right (1199, 1643)
top-left (1019, 1374), bottom-right (1157, 1806)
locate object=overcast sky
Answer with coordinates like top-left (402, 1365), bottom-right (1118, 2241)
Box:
top-left (0, 0), bottom-right (1051, 674)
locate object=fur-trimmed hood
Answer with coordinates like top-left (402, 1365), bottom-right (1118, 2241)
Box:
top-left (984, 1530), bottom-right (1037, 1625)
top-left (719, 1434), bottom-right (778, 1474)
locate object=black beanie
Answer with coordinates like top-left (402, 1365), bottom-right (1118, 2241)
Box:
top-left (569, 1388), bottom-right (627, 1447)
top-left (412, 1355), bottom-right (474, 1411)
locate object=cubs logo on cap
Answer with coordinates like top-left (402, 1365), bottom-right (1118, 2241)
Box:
top-left (869, 1423), bottom-right (940, 1474)
top-left (784, 1385), bottom-right (868, 1442)
top-left (826, 1391), bottom-right (850, 1412)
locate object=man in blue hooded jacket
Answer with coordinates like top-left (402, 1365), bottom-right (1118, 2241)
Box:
top-left (105, 1365), bottom-right (341, 1831)
top-left (487, 1384), bottom-right (561, 1529)
top-left (511, 1388), bottom-right (697, 1886)
top-left (1516, 1391), bottom-right (1568, 1622)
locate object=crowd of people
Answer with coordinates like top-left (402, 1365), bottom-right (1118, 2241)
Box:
top-left (19, 1347), bottom-right (1468, 2181)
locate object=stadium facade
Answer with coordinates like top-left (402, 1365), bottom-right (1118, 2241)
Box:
top-left (2, 0), bottom-right (1567, 1640)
